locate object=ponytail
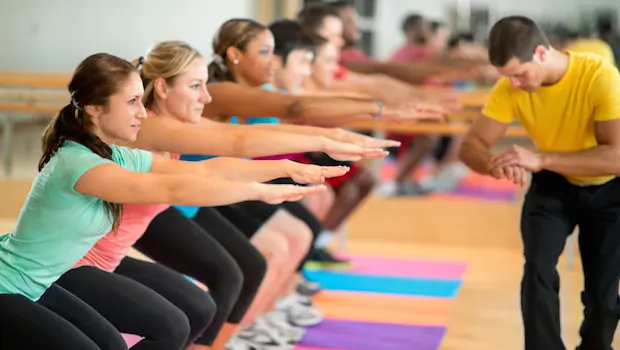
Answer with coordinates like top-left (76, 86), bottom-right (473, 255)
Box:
top-left (39, 101), bottom-right (123, 230)
top-left (208, 54), bottom-right (235, 82)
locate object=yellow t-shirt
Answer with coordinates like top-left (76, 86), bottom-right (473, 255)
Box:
top-left (482, 51), bottom-right (620, 185)
top-left (565, 38), bottom-right (616, 66)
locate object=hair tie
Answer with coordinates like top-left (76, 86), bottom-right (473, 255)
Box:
top-left (212, 53), bottom-right (228, 72)
top-left (136, 56), bottom-right (145, 70)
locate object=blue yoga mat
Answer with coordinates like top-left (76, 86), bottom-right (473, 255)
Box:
top-left (303, 270), bottom-right (462, 298)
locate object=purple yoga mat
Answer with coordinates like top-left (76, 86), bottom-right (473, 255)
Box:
top-left (451, 187), bottom-right (516, 200)
top-left (299, 319), bottom-right (446, 350)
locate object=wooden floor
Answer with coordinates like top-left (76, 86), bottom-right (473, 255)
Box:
top-left (2, 125), bottom-right (620, 349)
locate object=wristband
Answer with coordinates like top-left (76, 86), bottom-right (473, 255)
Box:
top-left (371, 101), bottom-right (383, 119)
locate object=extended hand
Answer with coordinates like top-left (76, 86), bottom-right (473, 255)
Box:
top-left (321, 136), bottom-right (389, 161)
top-left (333, 128), bottom-right (401, 149)
top-left (384, 102), bottom-right (449, 122)
top-left (256, 183), bottom-right (326, 204)
top-left (491, 145), bottom-right (543, 173)
top-left (285, 161), bottom-right (349, 184)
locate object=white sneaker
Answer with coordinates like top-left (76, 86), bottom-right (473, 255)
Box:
top-left (277, 302), bottom-right (324, 327)
top-left (237, 322), bottom-right (293, 350)
top-left (296, 277), bottom-right (322, 296)
top-left (226, 336), bottom-right (259, 350)
top-left (281, 292), bottom-right (312, 307)
top-left (261, 311), bottom-right (306, 343)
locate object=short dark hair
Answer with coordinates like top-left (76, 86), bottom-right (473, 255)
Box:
top-left (448, 32), bottom-right (475, 49)
top-left (401, 14), bottom-right (425, 34)
top-left (328, 0), bottom-right (354, 11)
top-left (429, 21), bottom-right (445, 33)
top-left (297, 3), bottom-right (340, 34)
top-left (488, 16), bottom-right (550, 67)
top-left (269, 19), bottom-right (317, 66)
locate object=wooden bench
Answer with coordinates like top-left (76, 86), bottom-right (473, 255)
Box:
top-left (0, 72), bottom-right (69, 176)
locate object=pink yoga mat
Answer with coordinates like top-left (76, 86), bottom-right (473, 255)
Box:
top-left (329, 254), bottom-right (467, 280)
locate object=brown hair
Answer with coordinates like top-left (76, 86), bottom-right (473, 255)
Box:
top-left (134, 41), bottom-right (202, 109)
top-left (208, 18), bottom-right (268, 82)
top-left (488, 16), bottom-right (550, 67)
top-left (39, 53), bottom-right (137, 230)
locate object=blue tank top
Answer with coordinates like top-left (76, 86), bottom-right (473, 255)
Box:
top-left (173, 83), bottom-right (286, 218)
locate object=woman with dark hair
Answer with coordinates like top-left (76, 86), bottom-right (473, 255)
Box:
top-left (0, 52), bottom-right (326, 350)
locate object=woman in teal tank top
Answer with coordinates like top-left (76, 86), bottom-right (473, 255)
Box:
top-left (0, 53), bottom-right (326, 350)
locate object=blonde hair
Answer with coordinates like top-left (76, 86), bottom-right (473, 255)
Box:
top-left (208, 18), bottom-right (267, 82)
top-left (132, 41), bottom-right (202, 109)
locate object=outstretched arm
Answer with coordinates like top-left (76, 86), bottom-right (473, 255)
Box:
top-left (149, 155), bottom-right (350, 184)
top-left (133, 116), bottom-right (384, 161)
top-left (203, 82), bottom-right (447, 123)
top-left (74, 160), bottom-right (326, 207)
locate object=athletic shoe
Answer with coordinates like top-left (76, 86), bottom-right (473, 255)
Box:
top-left (305, 249), bottom-right (351, 268)
top-left (261, 312), bottom-right (306, 343)
top-left (236, 323), bottom-right (293, 350)
top-left (296, 277), bottom-right (321, 296)
top-left (225, 336), bottom-right (259, 350)
top-left (277, 301), bottom-right (324, 327)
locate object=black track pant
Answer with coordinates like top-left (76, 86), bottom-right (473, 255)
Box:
top-left (56, 266), bottom-right (193, 350)
top-left (134, 207), bottom-right (266, 345)
top-left (520, 170), bottom-right (620, 350)
top-left (0, 285), bottom-right (128, 350)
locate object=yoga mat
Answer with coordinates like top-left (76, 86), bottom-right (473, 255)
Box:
top-left (303, 270), bottom-right (462, 298)
top-left (450, 187), bottom-right (516, 201)
top-left (295, 347), bottom-right (339, 350)
top-left (299, 319), bottom-right (446, 350)
top-left (333, 254), bottom-right (468, 280)
top-left (313, 291), bottom-right (454, 326)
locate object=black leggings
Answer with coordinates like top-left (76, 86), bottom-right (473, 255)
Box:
top-left (134, 207), bottom-right (266, 345)
top-left (55, 266), bottom-right (193, 350)
top-left (226, 200), bottom-right (323, 271)
top-left (114, 257), bottom-right (216, 346)
top-left (0, 285), bottom-right (127, 350)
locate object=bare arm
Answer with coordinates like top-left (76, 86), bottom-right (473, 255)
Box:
top-left (539, 120), bottom-right (620, 176)
top-left (203, 81), bottom-right (382, 121)
top-left (459, 115), bottom-right (509, 174)
top-left (149, 155), bottom-right (348, 183)
top-left (74, 160), bottom-right (324, 207)
top-left (133, 117), bottom-right (387, 162)
top-left (133, 116), bottom-right (329, 157)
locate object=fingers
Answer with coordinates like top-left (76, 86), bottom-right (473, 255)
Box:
top-left (319, 166), bottom-right (350, 178)
top-left (490, 152), bottom-right (519, 168)
top-left (364, 138), bottom-right (401, 148)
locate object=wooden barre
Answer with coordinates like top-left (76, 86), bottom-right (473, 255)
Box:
top-left (0, 72), bottom-right (70, 89)
top-left (0, 91), bottom-right (69, 102)
top-left (0, 102), bottom-right (63, 114)
top-left (346, 119), bottom-right (528, 137)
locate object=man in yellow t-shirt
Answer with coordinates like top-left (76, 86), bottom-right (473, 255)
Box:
top-left (564, 36), bottom-right (617, 66)
top-left (459, 15), bottom-right (620, 350)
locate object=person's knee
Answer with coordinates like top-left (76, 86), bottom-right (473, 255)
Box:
top-left (156, 305), bottom-right (191, 348)
top-left (187, 291), bottom-right (217, 336)
top-left (281, 218), bottom-right (313, 259)
top-left (235, 242), bottom-right (268, 292)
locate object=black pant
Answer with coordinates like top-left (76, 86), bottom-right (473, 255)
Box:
top-left (56, 266), bottom-right (191, 350)
top-left (231, 200), bottom-right (323, 271)
top-left (0, 285), bottom-right (127, 350)
top-left (114, 257), bottom-right (216, 346)
top-left (134, 207), bottom-right (265, 345)
top-left (521, 170), bottom-right (620, 350)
